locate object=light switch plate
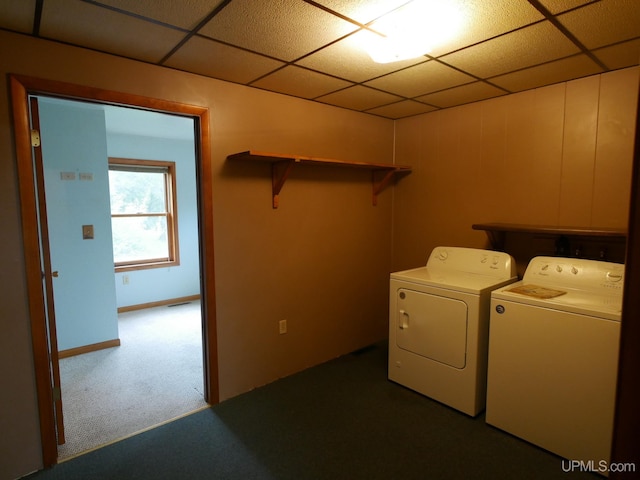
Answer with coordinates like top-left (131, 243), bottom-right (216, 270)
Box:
top-left (82, 225), bottom-right (94, 239)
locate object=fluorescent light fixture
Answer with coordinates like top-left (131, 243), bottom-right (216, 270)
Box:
top-left (362, 0), bottom-right (463, 63)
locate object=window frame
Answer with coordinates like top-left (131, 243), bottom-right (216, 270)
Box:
top-left (108, 157), bottom-right (180, 272)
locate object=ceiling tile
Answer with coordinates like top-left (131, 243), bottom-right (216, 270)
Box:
top-left (164, 35), bottom-right (285, 84)
top-left (94, 0), bottom-right (225, 30)
top-left (296, 30), bottom-right (426, 83)
top-left (537, 0), bottom-right (598, 14)
top-left (557, 0), bottom-right (640, 50)
top-left (40, 0), bottom-right (186, 63)
top-left (440, 21), bottom-right (581, 79)
top-left (592, 38), bottom-right (640, 71)
top-left (489, 54), bottom-right (604, 92)
top-left (0, 0), bottom-right (35, 33)
top-left (1, 0), bottom-right (636, 120)
top-left (427, 0), bottom-right (545, 57)
top-left (365, 100), bottom-right (438, 119)
top-left (251, 66), bottom-right (352, 99)
top-left (364, 60), bottom-right (475, 98)
top-left (415, 81), bottom-right (507, 108)
top-left (198, 0), bottom-right (358, 61)
top-left (312, 0), bottom-right (408, 24)
top-left (316, 85), bottom-right (403, 111)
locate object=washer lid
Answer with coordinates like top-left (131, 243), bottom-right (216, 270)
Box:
top-left (492, 281), bottom-right (622, 320)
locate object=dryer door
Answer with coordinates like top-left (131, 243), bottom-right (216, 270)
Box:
top-left (396, 289), bottom-right (468, 368)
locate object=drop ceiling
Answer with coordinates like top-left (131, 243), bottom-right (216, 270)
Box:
top-left (1, 0), bottom-right (639, 119)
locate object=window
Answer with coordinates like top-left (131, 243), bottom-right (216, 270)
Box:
top-left (108, 158), bottom-right (179, 271)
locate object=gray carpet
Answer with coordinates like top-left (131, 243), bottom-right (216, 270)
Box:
top-left (30, 343), bottom-right (599, 479)
top-left (57, 301), bottom-right (208, 459)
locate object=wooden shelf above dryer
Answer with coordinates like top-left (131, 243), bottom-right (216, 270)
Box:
top-left (227, 150), bottom-right (412, 208)
top-left (472, 222), bottom-right (627, 250)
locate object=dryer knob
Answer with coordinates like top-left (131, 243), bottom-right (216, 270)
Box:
top-left (606, 272), bottom-right (623, 282)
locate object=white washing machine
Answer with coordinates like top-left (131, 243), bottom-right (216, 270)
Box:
top-left (486, 256), bottom-right (624, 465)
top-left (388, 246), bottom-right (517, 416)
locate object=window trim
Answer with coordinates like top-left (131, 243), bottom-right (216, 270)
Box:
top-left (108, 157), bottom-right (180, 272)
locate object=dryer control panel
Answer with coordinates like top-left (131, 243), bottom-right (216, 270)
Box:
top-left (426, 246), bottom-right (516, 279)
top-left (523, 256), bottom-right (624, 294)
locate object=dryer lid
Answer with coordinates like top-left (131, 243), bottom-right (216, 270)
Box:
top-left (391, 267), bottom-right (516, 294)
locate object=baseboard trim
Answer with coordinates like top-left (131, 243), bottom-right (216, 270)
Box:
top-left (117, 294), bottom-right (201, 313)
top-left (59, 339), bottom-right (121, 359)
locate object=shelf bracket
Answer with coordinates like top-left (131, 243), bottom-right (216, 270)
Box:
top-left (372, 169), bottom-right (396, 206)
top-left (485, 230), bottom-right (506, 250)
top-left (271, 159), bottom-right (295, 209)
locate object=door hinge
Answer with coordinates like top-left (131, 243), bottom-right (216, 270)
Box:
top-left (52, 386), bottom-right (61, 402)
top-left (31, 129), bottom-right (41, 147)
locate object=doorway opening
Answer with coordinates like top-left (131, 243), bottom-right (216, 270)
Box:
top-left (10, 74), bottom-right (218, 467)
top-left (34, 95), bottom-right (207, 458)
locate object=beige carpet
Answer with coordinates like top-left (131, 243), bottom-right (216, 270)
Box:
top-left (57, 301), bottom-right (208, 460)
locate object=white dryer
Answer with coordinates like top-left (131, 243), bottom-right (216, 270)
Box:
top-left (388, 247), bottom-right (517, 416)
top-left (486, 256), bottom-right (624, 465)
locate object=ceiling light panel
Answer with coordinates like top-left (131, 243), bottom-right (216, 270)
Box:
top-left (361, 0), bottom-right (466, 62)
top-left (296, 31), bottom-right (426, 83)
top-left (93, 0), bottom-right (226, 30)
top-left (41, 0), bottom-right (186, 63)
top-left (440, 21), bottom-right (581, 79)
top-left (164, 35), bottom-right (285, 84)
top-left (198, 0), bottom-right (358, 61)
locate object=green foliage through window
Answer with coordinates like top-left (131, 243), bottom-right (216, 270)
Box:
top-left (108, 158), bottom-right (178, 269)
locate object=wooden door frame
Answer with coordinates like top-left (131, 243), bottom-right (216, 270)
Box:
top-left (9, 74), bottom-right (219, 467)
top-left (610, 81), bottom-right (640, 476)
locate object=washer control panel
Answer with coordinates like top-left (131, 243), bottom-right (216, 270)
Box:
top-left (523, 256), bottom-right (624, 293)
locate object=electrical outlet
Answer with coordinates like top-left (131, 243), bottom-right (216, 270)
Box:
top-left (279, 319), bottom-right (287, 334)
top-left (122, 275), bottom-right (129, 285)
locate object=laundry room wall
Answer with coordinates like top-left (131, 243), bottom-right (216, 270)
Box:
top-left (392, 66), bottom-right (639, 273)
top-left (0, 30), bottom-right (394, 478)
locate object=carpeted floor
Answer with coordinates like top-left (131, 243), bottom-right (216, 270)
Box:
top-left (57, 301), bottom-right (208, 459)
top-left (30, 343), bottom-right (599, 480)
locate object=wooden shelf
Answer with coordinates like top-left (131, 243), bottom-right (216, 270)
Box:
top-left (472, 222), bottom-right (627, 250)
top-left (227, 150), bottom-right (412, 208)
